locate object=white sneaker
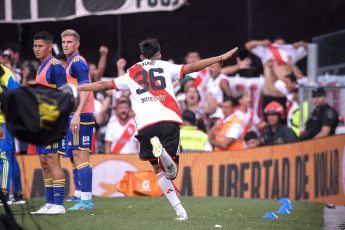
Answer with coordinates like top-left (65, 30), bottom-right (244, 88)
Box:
top-left (45, 205), bottom-right (66, 215)
top-left (150, 136), bottom-right (163, 158)
top-left (174, 211), bottom-right (188, 221)
top-left (30, 204), bottom-right (52, 215)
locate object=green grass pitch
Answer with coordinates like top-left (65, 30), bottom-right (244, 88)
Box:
top-left (5, 197), bottom-right (324, 230)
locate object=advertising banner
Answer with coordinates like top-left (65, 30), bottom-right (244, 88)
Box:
top-left (0, 0), bottom-right (186, 23)
top-left (17, 134), bottom-right (345, 204)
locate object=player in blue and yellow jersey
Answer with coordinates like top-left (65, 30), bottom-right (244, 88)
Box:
top-left (30, 31), bottom-right (67, 215)
top-left (0, 63), bottom-right (26, 205)
top-left (61, 29), bottom-right (95, 210)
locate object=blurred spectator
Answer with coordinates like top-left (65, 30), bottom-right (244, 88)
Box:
top-left (89, 45), bottom-right (108, 82)
top-left (220, 57), bottom-right (252, 75)
top-left (184, 51), bottom-right (201, 65)
top-left (261, 101), bottom-right (297, 145)
top-left (245, 37), bottom-right (307, 80)
top-left (299, 87), bottom-right (339, 140)
top-left (55, 53), bottom-right (68, 68)
top-left (208, 96), bottom-right (244, 151)
top-left (246, 37), bottom-right (307, 121)
top-left (179, 85), bottom-right (216, 132)
top-left (289, 87), bottom-right (308, 136)
top-left (261, 58), bottom-right (287, 123)
top-left (175, 75), bottom-right (194, 104)
top-left (244, 131), bottom-right (261, 148)
top-left (203, 62), bottom-right (232, 120)
top-left (21, 61), bottom-right (37, 86)
top-left (92, 90), bottom-right (113, 153)
top-left (284, 73), bottom-right (298, 117)
top-left (104, 99), bottom-right (138, 154)
top-left (6, 42), bottom-right (25, 75)
top-left (180, 110), bottom-right (212, 152)
top-left (234, 89), bottom-right (266, 136)
top-left (1, 50), bottom-right (12, 69)
top-left (116, 58), bottom-right (127, 77)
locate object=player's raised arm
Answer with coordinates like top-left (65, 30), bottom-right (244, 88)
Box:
top-left (183, 47), bottom-right (238, 75)
top-left (78, 80), bottom-right (114, 92)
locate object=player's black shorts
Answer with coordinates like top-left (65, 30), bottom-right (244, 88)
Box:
top-left (135, 121), bottom-right (180, 165)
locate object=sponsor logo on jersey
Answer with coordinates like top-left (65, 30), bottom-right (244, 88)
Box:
top-left (141, 95), bottom-right (166, 103)
top-left (127, 127), bottom-right (134, 135)
top-left (82, 136), bottom-right (90, 145)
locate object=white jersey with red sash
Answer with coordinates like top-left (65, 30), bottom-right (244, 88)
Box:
top-left (235, 107), bottom-right (261, 135)
top-left (112, 59), bottom-right (184, 131)
top-left (251, 43), bottom-right (307, 66)
top-left (204, 73), bottom-right (229, 118)
top-left (104, 116), bottom-right (138, 154)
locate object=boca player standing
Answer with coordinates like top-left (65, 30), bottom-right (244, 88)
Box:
top-left (30, 31), bottom-right (67, 215)
top-left (61, 29), bottom-right (95, 210)
top-left (77, 38), bottom-right (238, 220)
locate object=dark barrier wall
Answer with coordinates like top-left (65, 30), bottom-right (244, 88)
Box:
top-left (17, 134), bottom-right (345, 205)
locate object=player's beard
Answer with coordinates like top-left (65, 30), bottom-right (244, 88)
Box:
top-left (119, 112), bottom-right (129, 122)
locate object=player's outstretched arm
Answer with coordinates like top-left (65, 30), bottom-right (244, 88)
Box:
top-left (78, 80), bottom-right (114, 92)
top-left (183, 47), bottom-right (238, 75)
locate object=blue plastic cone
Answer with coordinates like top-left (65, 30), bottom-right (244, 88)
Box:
top-left (280, 203), bottom-right (294, 210)
top-left (278, 198), bottom-right (292, 204)
top-left (276, 208), bottom-right (291, 214)
top-left (263, 212), bottom-right (278, 218)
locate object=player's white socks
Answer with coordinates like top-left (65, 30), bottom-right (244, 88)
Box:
top-left (157, 172), bottom-right (180, 208)
top-left (159, 148), bottom-right (177, 179)
top-left (81, 192), bottom-right (92, 201)
top-left (74, 190), bottom-right (81, 198)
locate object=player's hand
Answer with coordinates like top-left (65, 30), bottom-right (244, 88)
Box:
top-left (220, 47), bottom-right (238, 62)
top-left (168, 59), bottom-right (175, 64)
top-left (213, 120), bottom-right (223, 131)
top-left (105, 90), bottom-right (113, 97)
top-left (99, 46), bottom-right (109, 55)
top-left (116, 58), bottom-right (127, 69)
top-left (70, 115), bottom-right (81, 134)
top-left (265, 58), bottom-right (274, 68)
top-left (236, 57), bottom-right (252, 70)
top-left (261, 39), bottom-right (271, 46)
top-left (0, 127), bottom-right (5, 140)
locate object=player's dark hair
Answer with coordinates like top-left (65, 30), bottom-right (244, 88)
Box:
top-left (223, 96), bottom-right (237, 107)
top-left (55, 53), bottom-right (67, 62)
top-left (285, 73), bottom-right (297, 83)
top-left (33, 31), bottom-right (53, 44)
top-left (139, 38), bottom-right (161, 59)
top-left (244, 131), bottom-right (258, 142)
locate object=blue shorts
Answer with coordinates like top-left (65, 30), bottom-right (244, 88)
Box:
top-left (0, 123), bottom-right (14, 152)
top-left (36, 139), bottom-right (65, 155)
top-left (64, 113), bottom-right (94, 158)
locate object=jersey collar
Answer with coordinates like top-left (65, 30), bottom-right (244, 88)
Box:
top-left (68, 53), bottom-right (80, 65)
top-left (38, 56), bottom-right (53, 74)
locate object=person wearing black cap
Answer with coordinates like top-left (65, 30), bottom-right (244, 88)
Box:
top-left (299, 87), bottom-right (339, 140)
top-left (180, 110), bottom-right (212, 152)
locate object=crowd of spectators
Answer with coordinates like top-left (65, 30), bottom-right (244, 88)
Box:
top-left (0, 37), bottom-right (342, 154)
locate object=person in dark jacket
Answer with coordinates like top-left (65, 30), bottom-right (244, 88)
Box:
top-left (299, 87), bottom-right (339, 141)
top-left (261, 101), bottom-right (298, 145)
